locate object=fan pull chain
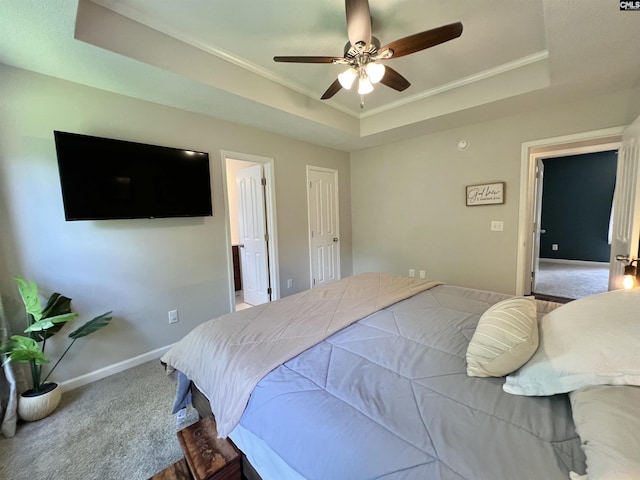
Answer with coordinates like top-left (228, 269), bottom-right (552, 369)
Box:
top-left (360, 95), bottom-right (365, 109)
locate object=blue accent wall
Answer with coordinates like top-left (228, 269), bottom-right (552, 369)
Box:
top-left (540, 150), bottom-right (617, 262)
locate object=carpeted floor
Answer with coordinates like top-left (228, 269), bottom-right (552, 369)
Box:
top-left (0, 360), bottom-right (200, 480)
top-left (534, 262), bottom-right (609, 299)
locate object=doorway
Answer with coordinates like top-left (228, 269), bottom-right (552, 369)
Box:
top-left (532, 150), bottom-right (618, 300)
top-left (223, 151), bottom-right (279, 312)
top-left (516, 127), bottom-right (624, 297)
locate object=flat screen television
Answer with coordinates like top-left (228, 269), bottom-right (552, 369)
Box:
top-left (53, 131), bottom-right (213, 221)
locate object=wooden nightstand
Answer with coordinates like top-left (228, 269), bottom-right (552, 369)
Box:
top-left (178, 416), bottom-right (241, 480)
top-left (149, 416), bottom-right (241, 480)
top-left (149, 458), bottom-right (192, 480)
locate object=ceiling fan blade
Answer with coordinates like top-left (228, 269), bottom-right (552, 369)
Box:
top-left (380, 22), bottom-right (463, 59)
top-left (379, 66), bottom-right (411, 91)
top-left (345, 0), bottom-right (372, 48)
top-left (321, 79), bottom-right (343, 100)
top-left (274, 56), bottom-right (341, 64)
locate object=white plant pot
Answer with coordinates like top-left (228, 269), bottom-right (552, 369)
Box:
top-left (18, 382), bottom-right (62, 421)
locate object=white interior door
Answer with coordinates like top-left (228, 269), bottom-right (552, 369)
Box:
top-left (531, 159), bottom-right (545, 292)
top-left (237, 164), bottom-right (270, 305)
top-left (307, 166), bottom-right (340, 288)
top-left (609, 117), bottom-right (640, 289)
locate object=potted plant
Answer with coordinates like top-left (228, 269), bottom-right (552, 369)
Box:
top-left (1, 276), bottom-right (112, 421)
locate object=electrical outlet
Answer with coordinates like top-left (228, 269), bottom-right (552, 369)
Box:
top-left (419, 270), bottom-right (426, 279)
top-left (409, 269), bottom-right (415, 278)
top-left (552, 244), bottom-right (559, 251)
top-left (168, 309), bottom-right (179, 324)
top-left (287, 279), bottom-right (293, 289)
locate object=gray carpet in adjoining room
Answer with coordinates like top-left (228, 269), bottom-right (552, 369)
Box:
top-left (534, 262), bottom-right (609, 299)
top-left (0, 360), bottom-right (199, 480)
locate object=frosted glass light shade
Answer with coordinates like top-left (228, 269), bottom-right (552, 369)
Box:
top-left (623, 264), bottom-right (637, 289)
top-left (623, 274), bottom-right (635, 289)
top-left (365, 62), bottom-right (386, 84)
top-left (338, 68), bottom-right (358, 90)
top-left (358, 76), bottom-right (374, 95)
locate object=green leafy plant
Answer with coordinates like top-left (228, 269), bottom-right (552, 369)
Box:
top-left (1, 276), bottom-right (112, 394)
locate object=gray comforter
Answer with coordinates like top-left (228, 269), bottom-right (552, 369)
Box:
top-left (162, 273), bottom-right (441, 437)
top-left (238, 285), bottom-right (587, 479)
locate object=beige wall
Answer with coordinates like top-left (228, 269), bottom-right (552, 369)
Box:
top-left (351, 87), bottom-right (640, 294)
top-left (0, 64), bottom-right (351, 383)
top-left (2, 59), bottom-right (637, 384)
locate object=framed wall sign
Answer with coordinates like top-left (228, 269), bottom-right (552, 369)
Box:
top-left (466, 182), bottom-right (505, 206)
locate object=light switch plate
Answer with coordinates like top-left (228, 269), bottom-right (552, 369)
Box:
top-left (491, 220), bottom-right (504, 232)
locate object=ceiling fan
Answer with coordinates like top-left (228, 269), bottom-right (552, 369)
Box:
top-left (273, 0), bottom-right (463, 106)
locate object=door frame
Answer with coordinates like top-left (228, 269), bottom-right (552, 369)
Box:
top-left (516, 127), bottom-right (624, 295)
top-left (221, 150), bottom-right (280, 311)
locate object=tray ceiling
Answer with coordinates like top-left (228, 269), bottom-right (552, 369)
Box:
top-left (1, 0), bottom-right (639, 150)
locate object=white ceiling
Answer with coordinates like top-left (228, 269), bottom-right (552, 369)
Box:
top-left (1, 0), bottom-right (640, 151)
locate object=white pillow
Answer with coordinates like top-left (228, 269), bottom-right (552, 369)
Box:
top-left (570, 385), bottom-right (640, 480)
top-left (504, 288), bottom-right (640, 396)
top-left (466, 296), bottom-right (538, 377)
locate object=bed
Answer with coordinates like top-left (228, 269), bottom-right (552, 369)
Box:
top-left (161, 272), bottom-right (640, 480)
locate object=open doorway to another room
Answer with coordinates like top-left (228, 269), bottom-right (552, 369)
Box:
top-left (532, 150), bottom-right (618, 301)
top-left (518, 124), bottom-right (640, 299)
top-left (223, 151), bottom-right (279, 312)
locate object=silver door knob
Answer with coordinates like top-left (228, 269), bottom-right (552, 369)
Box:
top-left (333, 238), bottom-right (339, 242)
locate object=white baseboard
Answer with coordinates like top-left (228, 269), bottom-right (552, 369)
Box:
top-left (539, 258), bottom-right (609, 267)
top-left (60, 344), bottom-right (175, 391)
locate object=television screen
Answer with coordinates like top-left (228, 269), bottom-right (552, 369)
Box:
top-left (53, 131), bottom-right (213, 221)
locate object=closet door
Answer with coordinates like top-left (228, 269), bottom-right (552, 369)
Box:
top-left (307, 166), bottom-right (340, 288)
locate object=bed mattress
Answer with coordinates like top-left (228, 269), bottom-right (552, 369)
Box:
top-left (234, 284), bottom-right (586, 479)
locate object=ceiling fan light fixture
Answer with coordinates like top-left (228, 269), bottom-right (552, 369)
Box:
top-left (358, 75), bottom-right (374, 95)
top-left (365, 62), bottom-right (385, 84)
top-left (273, 0), bottom-right (463, 104)
top-left (338, 67), bottom-right (358, 90)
